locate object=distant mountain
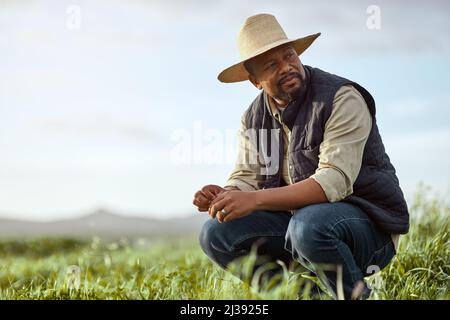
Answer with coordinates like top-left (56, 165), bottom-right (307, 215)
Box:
top-left (0, 209), bottom-right (210, 239)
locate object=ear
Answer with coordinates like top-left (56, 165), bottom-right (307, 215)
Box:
top-left (248, 73), bottom-right (263, 90)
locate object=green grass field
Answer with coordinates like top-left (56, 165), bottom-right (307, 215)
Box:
top-left (0, 186), bottom-right (448, 300)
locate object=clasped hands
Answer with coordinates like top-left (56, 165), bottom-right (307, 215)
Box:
top-left (192, 184), bottom-right (259, 223)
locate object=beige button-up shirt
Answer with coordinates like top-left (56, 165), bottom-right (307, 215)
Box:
top-left (223, 84), bottom-right (399, 250)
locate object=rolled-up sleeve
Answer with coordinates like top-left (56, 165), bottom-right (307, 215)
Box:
top-left (223, 112), bottom-right (264, 191)
top-left (310, 85), bottom-right (372, 202)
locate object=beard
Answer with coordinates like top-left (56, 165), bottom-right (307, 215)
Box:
top-left (274, 71), bottom-right (306, 102)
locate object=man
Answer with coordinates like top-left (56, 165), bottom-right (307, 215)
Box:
top-left (193, 13), bottom-right (409, 299)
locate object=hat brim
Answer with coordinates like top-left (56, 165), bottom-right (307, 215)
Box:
top-left (217, 32), bottom-right (321, 83)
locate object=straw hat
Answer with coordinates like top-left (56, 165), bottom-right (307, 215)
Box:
top-left (218, 14), bottom-right (321, 83)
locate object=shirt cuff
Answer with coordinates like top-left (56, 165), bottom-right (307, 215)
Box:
top-left (310, 168), bottom-right (352, 202)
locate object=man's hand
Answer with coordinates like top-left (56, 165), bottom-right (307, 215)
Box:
top-left (192, 184), bottom-right (225, 212)
top-left (208, 190), bottom-right (259, 223)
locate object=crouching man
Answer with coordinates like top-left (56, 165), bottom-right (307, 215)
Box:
top-left (193, 14), bottom-right (409, 299)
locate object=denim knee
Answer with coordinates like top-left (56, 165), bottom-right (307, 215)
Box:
top-left (199, 218), bottom-right (220, 257)
top-left (199, 218), bottom-right (247, 269)
top-left (285, 205), bottom-right (331, 262)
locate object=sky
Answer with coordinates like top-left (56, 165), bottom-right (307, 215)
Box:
top-left (0, 0), bottom-right (449, 221)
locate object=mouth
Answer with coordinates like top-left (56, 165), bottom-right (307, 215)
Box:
top-left (280, 75), bottom-right (299, 87)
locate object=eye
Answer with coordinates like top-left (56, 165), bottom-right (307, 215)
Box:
top-left (264, 62), bottom-right (276, 70)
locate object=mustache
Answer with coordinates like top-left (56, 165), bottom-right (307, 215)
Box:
top-left (277, 72), bottom-right (302, 86)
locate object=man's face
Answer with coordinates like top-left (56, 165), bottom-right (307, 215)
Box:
top-left (246, 44), bottom-right (305, 105)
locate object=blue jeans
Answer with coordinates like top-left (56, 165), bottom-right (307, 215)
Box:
top-left (199, 202), bottom-right (396, 299)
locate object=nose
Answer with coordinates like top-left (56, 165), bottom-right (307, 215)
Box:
top-left (279, 59), bottom-right (292, 75)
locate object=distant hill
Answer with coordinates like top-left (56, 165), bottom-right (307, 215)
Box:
top-left (0, 209), bottom-right (210, 239)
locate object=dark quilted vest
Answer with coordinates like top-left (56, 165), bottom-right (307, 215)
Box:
top-left (244, 65), bottom-right (409, 234)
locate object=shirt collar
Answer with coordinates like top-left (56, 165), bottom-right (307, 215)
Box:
top-left (265, 93), bottom-right (284, 122)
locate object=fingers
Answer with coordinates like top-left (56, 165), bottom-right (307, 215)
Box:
top-left (216, 207), bottom-right (234, 223)
top-left (216, 211), bottom-right (225, 222)
top-left (193, 197), bottom-right (209, 208)
top-left (209, 191), bottom-right (226, 207)
top-left (209, 207), bottom-right (218, 219)
top-left (193, 185), bottom-right (227, 214)
top-left (222, 211), bottom-right (236, 222)
top-left (194, 190), bottom-right (210, 203)
top-left (201, 186), bottom-right (217, 200)
top-left (215, 210), bottom-right (228, 222)
top-left (202, 185), bottom-right (225, 200)
top-left (193, 190), bottom-right (212, 211)
top-left (210, 185), bottom-right (224, 197)
top-left (209, 198), bottom-right (228, 220)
